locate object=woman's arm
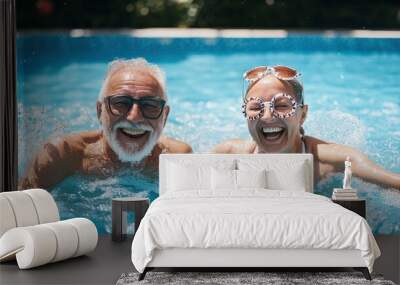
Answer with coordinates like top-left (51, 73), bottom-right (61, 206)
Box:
top-left (316, 142), bottom-right (400, 190)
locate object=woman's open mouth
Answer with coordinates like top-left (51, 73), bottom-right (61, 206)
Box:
top-left (261, 127), bottom-right (286, 141)
top-left (118, 128), bottom-right (150, 139)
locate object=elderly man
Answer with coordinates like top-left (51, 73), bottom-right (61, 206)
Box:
top-left (213, 65), bottom-right (400, 189)
top-left (20, 58), bottom-right (192, 189)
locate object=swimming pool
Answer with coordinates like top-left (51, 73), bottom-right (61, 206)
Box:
top-left (17, 33), bottom-right (400, 234)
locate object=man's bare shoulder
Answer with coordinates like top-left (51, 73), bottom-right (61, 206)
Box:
top-left (46, 130), bottom-right (102, 155)
top-left (75, 130), bottom-right (103, 143)
top-left (212, 139), bottom-right (255, 154)
top-left (158, 136), bottom-right (193, 153)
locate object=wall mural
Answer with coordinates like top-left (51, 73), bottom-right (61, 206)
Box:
top-left (17, 35), bottom-right (400, 234)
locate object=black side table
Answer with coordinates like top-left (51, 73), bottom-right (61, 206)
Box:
top-left (112, 197), bottom-right (149, 242)
top-left (332, 199), bottom-right (366, 218)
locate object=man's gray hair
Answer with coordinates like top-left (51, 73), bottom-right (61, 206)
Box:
top-left (98, 58), bottom-right (166, 101)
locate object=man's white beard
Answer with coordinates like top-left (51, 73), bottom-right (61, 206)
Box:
top-left (103, 121), bottom-right (159, 163)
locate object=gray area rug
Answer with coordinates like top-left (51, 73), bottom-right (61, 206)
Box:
top-left (116, 271), bottom-right (395, 285)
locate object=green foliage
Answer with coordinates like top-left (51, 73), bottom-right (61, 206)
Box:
top-left (17, 0), bottom-right (400, 29)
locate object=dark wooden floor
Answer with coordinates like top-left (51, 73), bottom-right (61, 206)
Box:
top-left (1, 235), bottom-right (398, 284)
top-left (0, 235), bottom-right (134, 285)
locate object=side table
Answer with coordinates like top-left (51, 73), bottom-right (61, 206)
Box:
top-left (112, 197), bottom-right (149, 242)
top-left (332, 199), bottom-right (366, 218)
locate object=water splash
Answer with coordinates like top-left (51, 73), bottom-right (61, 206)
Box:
top-left (305, 109), bottom-right (367, 148)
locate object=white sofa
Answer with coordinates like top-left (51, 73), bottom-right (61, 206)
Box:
top-left (0, 189), bottom-right (98, 269)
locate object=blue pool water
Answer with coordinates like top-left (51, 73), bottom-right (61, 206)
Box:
top-left (17, 34), bottom-right (400, 234)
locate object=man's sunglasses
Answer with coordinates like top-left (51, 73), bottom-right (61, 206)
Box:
top-left (104, 95), bottom-right (166, 120)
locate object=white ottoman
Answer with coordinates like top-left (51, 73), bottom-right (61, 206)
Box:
top-left (0, 189), bottom-right (98, 269)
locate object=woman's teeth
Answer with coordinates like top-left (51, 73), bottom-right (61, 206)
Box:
top-left (262, 127), bottom-right (284, 133)
top-left (261, 127), bottom-right (285, 141)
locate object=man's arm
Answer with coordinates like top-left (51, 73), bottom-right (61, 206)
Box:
top-left (315, 141), bottom-right (400, 190)
top-left (19, 135), bottom-right (85, 190)
top-left (159, 136), bottom-right (193, 153)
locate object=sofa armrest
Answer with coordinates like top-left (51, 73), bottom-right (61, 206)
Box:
top-left (0, 218), bottom-right (98, 269)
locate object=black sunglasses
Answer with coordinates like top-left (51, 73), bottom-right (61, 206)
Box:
top-left (104, 95), bottom-right (166, 120)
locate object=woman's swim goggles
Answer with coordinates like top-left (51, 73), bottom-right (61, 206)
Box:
top-left (242, 66), bottom-right (303, 120)
top-left (242, 93), bottom-right (303, 120)
top-left (243, 65), bottom-right (301, 85)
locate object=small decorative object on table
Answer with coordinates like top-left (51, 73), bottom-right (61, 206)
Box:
top-left (332, 157), bottom-right (366, 218)
top-left (343, 156), bottom-right (352, 189)
top-left (332, 156), bottom-right (359, 200)
top-left (112, 197), bottom-right (149, 242)
top-left (332, 188), bottom-right (359, 200)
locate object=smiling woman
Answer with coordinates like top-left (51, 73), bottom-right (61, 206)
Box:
top-left (241, 66), bottom-right (305, 151)
top-left (213, 66), bottom-right (400, 191)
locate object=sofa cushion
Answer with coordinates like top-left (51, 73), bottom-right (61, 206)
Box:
top-left (0, 218), bottom-right (97, 269)
top-left (24, 189), bottom-right (59, 224)
top-left (0, 196), bottom-right (17, 237)
top-left (0, 189), bottom-right (60, 238)
top-left (0, 192), bottom-right (39, 228)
